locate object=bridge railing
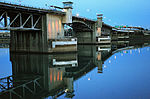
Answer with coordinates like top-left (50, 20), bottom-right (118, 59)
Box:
top-left (0, 1), bottom-right (62, 11)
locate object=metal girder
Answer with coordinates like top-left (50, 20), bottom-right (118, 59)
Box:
top-left (0, 11), bottom-right (6, 18)
top-left (71, 20), bottom-right (93, 32)
top-left (0, 27), bottom-right (41, 31)
top-left (8, 13), bottom-right (20, 27)
top-left (0, 11), bottom-right (42, 31)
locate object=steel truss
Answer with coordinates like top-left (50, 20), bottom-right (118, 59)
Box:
top-left (71, 20), bottom-right (94, 32)
top-left (0, 11), bottom-right (41, 31)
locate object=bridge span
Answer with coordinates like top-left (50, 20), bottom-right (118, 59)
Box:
top-left (0, 2), bottom-right (77, 53)
top-left (0, 1), bottom-right (112, 53)
top-left (0, 1), bottom-right (146, 53)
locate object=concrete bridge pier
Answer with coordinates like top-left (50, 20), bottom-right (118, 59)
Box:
top-left (96, 14), bottom-right (112, 44)
top-left (10, 15), bottom-right (48, 53)
top-left (96, 14), bottom-right (103, 37)
top-left (6, 1), bottom-right (77, 53)
top-left (92, 24), bottom-right (97, 44)
top-left (73, 23), bottom-right (97, 44)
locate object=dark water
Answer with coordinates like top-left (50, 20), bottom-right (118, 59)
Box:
top-left (0, 41), bottom-right (150, 99)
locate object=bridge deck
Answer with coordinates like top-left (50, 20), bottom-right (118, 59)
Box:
top-left (0, 2), bottom-right (65, 15)
top-left (72, 15), bottom-right (96, 23)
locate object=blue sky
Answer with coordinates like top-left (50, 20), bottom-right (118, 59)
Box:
top-left (1, 0), bottom-right (150, 29)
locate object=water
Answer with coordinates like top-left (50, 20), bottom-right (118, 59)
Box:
top-left (0, 42), bottom-right (150, 99)
top-left (0, 48), bottom-right (12, 78)
top-left (72, 47), bottom-right (150, 99)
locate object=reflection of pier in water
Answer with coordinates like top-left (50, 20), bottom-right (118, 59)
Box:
top-left (1, 39), bottom-right (150, 99)
top-left (0, 52), bottom-right (79, 99)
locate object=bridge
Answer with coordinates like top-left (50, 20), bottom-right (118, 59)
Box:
top-left (0, 1), bottom-right (75, 53)
top-left (0, 1), bottom-right (115, 53)
top-left (71, 16), bottom-right (97, 44)
top-left (0, 1), bottom-right (148, 54)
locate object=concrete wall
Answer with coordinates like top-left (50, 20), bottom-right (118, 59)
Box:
top-left (73, 22), bottom-right (96, 44)
top-left (47, 14), bottom-right (64, 39)
top-left (75, 30), bottom-right (96, 44)
top-left (75, 31), bottom-right (92, 44)
top-left (62, 9), bottom-right (72, 24)
top-left (96, 17), bottom-right (102, 37)
top-left (10, 31), bottom-right (45, 53)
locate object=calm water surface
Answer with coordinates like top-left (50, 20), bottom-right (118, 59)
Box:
top-left (72, 47), bottom-right (150, 99)
top-left (0, 45), bottom-right (150, 99)
top-left (0, 48), bottom-right (12, 78)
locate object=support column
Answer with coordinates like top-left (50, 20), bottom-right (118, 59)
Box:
top-left (91, 23), bottom-right (97, 44)
top-left (41, 15), bottom-right (48, 52)
top-left (96, 14), bottom-right (103, 37)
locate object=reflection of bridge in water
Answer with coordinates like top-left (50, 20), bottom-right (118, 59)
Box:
top-left (0, 39), bottom-right (150, 99)
top-left (0, 75), bottom-right (42, 99)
